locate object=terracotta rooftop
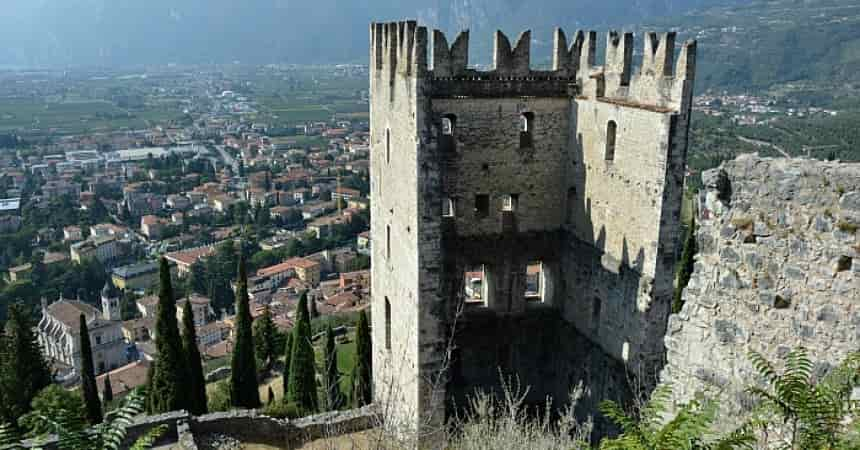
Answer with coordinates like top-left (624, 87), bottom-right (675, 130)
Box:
top-left (256, 257), bottom-right (320, 277)
top-left (165, 245), bottom-right (216, 267)
top-left (96, 360), bottom-right (151, 398)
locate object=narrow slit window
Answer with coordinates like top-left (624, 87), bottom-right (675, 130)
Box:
top-left (385, 297), bottom-right (392, 351)
top-left (520, 112), bottom-right (535, 148)
top-left (386, 128), bottom-right (391, 164)
top-left (474, 194), bottom-right (489, 218)
top-left (386, 225), bottom-right (391, 259)
top-left (605, 120), bottom-right (617, 161)
top-left (566, 187), bottom-right (576, 224)
top-left (592, 297), bottom-right (602, 330)
top-left (443, 197), bottom-right (455, 218)
top-left (502, 194), bottom-right (519, 212)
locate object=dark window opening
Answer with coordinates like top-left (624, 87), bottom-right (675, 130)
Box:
top-left (439, 114), bottom-right (457, 153)
top-left (592, 297), bottom-right (602, 330)
top-left (385, 297), bottom-right (391, 351)
top-left (475, 194), bottom-right (489, 218)
top-left (520, 112), bottom-right (535, 148)
top-left (606, 121), bottom-right (617, 161)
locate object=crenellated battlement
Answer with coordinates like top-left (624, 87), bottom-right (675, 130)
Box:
top-left (371, 20), bottom-right (696, 111)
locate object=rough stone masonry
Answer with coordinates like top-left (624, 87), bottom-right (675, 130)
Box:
top-left (661, 154), bottom-right (859, 430)
top-left (368, 20), bottom-right (696, 442)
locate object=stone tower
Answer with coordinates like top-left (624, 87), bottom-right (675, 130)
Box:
top-left (370, 21), bottom-right (696, 441)
top-left (101, 279), bottom-right (121, 321)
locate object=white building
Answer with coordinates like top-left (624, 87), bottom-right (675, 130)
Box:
top-left (37, 282), bottom-right (129, 378)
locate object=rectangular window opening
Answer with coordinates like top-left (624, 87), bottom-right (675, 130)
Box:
top-left (502, 194), bottom-right (519, 212)
top-left (463, 265), bottom-right (488, 307)
top-left (525, 261), bottom-right (544, 302)
top-left (474, 194), bottom-right (489, 218)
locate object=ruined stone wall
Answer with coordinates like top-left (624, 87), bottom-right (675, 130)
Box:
top-left (661, 154), bottom-right (859, 427)
top-left (370, 20), bottom-right (696, 442)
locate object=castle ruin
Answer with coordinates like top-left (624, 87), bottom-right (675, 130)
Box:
top-left (369, 21), bottom-right (696, 439)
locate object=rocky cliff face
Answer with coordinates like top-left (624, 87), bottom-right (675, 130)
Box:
top-left (661, 154), bottom-right (859, 422)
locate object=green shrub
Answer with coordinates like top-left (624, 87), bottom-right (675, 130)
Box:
top-left (262, 401), bottom-right (303, 420)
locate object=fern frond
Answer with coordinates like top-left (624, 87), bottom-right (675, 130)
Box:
top-left (129, 424), bottom-right (166, 450)
top-left (748, 351), bottom-right (779, 384)
top-left (599, 399), bottom-right (639, 435)
top-left (0, 422), bottom-right (24, 450)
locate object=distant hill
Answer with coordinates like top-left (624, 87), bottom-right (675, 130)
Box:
top-left (0, 0), bottom-right (741, 68)
top-left (653, 0), bottom-right (860, 96)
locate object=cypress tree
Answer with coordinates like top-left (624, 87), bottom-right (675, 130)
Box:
top-left (308, 297), bottom-right (319, 319)
top-left (350, 310), bottom-right (372, 407)
top-left (267, 386), bottom-right (275, 405)
top-left (0, 303), bottom-right (52, 425)
top-left (102, 373), bottom-right (114, 406)
top-left (324, 325), bottom-right (343, 410)
top-left (253, 305), bottom-right (277, 368)
top-left (182, 300), bottom-right (208, 415)
top-left (229, 251), bottom-right (261, 409)
top-left (78, 314), bottom-right (102, 424)
top-left (148, 257), bottom-right (189, 413)
top-left (672, 215), bottom-right (698, 314)
top-left (287, 292), bottom-right (318, 413)
top-left (281, 332), bottom-right (293, 399)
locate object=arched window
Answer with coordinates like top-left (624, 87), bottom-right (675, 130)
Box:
top-left (385, 297), bottom-right (392, 351)
top-left (440, 114), bottom-right (457, 153)
top-left (520, 112), bottom-right (535, 148)
top-left (385, 128), bottom-right (391, 164)
top-left (441, 116), bottom-right (454, 135)
top-left (442, 197), bottom-right (455, 218)
top-left (605, 121), bottom-right (617, 161)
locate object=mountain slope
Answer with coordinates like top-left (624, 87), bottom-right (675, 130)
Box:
top-left (0, 0), bottom-right (741, 68)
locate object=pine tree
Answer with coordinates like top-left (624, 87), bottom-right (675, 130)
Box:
top-left (78, 315), bottom-right (102, 424)
top-left (350, 310), bottom-right (372, 407)
top-left (281, 332), bottom-right (293, 399)
top-left (181, 300), bottom-right (208, 415)
top-left (0, 303), bottom-right (52, 425)
top-left (148, 257), bottom-right (189, 413)
top-left (102, 373), bottom-right (113, 406)
top-left (324, 325), bottom-right (343, 410)
top-left (229, 251), bottom-right (261, 409)
top-left (288, 292), bottom-right (318, 413)
top-left (253, 305), bottom-right (277, 368)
